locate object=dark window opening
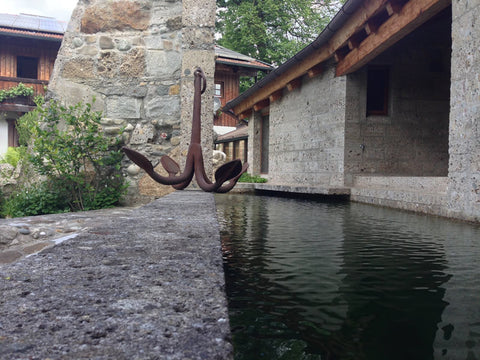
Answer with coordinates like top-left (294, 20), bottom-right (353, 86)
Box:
top-left (17, 56), bottom-right (38, 79)
top-left (367, 66), bottom-right (389, 116)
top-left (260, 115), bottom-right (269, 174)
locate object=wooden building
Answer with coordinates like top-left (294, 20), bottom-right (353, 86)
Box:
top-left (213, 45), bottom-right (273, 163)
top-left (0, 13), bottom-right (65, 154)
top-left (214, 45), bottom-right (273, 131)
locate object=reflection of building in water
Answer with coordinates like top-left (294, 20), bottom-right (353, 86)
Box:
top-left (433, 222), bottom-right (480, 360)
top-left (217, 195), bottom-right (480, 359)
top-left (336, 204), bottom-right (451, 359)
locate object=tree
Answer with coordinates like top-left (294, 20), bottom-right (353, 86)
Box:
top-left (216, 0), bottom-right (342, 67)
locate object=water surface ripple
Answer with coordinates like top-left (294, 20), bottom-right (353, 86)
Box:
top-left (215, 194), bottom-right (480, 360)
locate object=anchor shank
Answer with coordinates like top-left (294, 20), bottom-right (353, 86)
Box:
top-left (191, 69), bottom-right (203, 145)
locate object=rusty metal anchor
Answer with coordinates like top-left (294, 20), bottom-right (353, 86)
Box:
top-left (123, 68), bottom-right (248, 193)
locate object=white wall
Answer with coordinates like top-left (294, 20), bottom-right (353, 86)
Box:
top-left (0, 118), bottom-right (8, 156)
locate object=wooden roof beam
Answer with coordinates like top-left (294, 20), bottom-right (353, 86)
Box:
top-left (347, 29), bottom-right (368, 50)
top-left (286, 78), bottom-right (302, 92)
top-left (334, 46), bottom-right (350, 62)
top-left (386, 0), bottom-right (408, 15)
top-left (307, 63), bottom-right (324, 78)
top-left (231, 0), bottom-right (389, 116)
top-left (269, 89), bottom-right (283, 103)
top-left (253, 98), bottom-right (270, 112)
top-left (336, 0), bottom-right (451, 76)
top-left (239, 109), bottom-right (252, 120)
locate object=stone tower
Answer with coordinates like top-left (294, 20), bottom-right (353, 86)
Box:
top-left (48, 0), bottom-right (216, 205)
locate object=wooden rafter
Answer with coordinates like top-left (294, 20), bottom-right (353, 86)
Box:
top-left (386, 0), bottom-right (408, 15)
top-left (307, 63), bottom-right (324, 78)
top-left (269, 89), bottom-right (283, 103)
top-left (239, 109), bottom-right (252, 120)
top-left (230, 0), bottom-right (451, 116)
top-left (286, 78), bottom-right (302, 92)
top-left (253, 98), bottom-right (270, 112)
top-left (336, 0), bottom-right (451, 76)
top-left (230, 0), bottom-right (388, 116)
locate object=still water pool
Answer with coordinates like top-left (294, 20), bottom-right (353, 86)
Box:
top-left (215, 193), bottom-right (480, 360)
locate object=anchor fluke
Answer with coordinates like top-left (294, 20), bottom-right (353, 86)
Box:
top-left (122, 67), bottom-right (248, 193)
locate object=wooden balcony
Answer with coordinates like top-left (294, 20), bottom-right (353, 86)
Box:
top-left (0, 76), bottom-right (48, 112)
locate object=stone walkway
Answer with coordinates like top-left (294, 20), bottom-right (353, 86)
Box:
top-left (0, 191), bottom-right (233, 359)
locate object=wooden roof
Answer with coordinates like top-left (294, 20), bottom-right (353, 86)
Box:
top-left (223, 0), bottom-right (451, 118)
top-left (215, 45), bottom-right (273, 73)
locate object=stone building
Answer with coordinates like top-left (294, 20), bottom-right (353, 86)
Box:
top-left (47, 0), bottom-right (216, 205)
top-left (223, 0), bottom-right (480, 223)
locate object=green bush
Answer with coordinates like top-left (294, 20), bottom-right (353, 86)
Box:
top-left (8, 98), bottom-right (128, 214)
top-left (0, 188), bottom-right (4, 218)
top-left (0, 83), bottom-right (34, 102)
top-left (1, 182), bottom-right (70, 218)
top-left (1, 147), bottom-right (21, 167)
top-left (238, 173), bottom-right (267, 183)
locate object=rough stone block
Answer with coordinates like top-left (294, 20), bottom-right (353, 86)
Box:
top-left (81, 0), bottom-right (151, 33)
top-left (130, 123), bottom-right (156, 145)
top-left (62, 58), bottom-right (96, 79)
top-left (182, 0), bottom-right (215, 27)
top-left (106, 96), bottom-right (141, 119)
top-left (119, 48), bottom-right (146, 77)
top-left (146, 51), bottom-right (181, 78)
top-left (146, 95), bottom-right (180, 118)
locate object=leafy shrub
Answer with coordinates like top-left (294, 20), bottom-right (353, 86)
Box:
top-left (0, 188), bottom-right (4, 218)
top-left (11, 98), bottom-right (128, 213)
top-left (1, 147), bottom-right (21, 167)
top-left (0, 83), bottom-right (34, 102)
top-left (1, 182), bottom-right (70, 218)
top-left (238, 173), bottom-right (267, 183)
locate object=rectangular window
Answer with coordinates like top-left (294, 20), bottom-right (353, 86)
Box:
top-left (17, 56), bottom-right (39, 79)
top-left (214, 82), bottom-right (223, 98)
top-left (366, 66), bottom-right (389, 116)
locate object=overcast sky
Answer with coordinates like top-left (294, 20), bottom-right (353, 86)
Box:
top-left (0, 0), bottom-right (78, 23)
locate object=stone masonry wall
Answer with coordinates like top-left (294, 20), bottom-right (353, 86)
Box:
top-left (447, 1), bottom-right (480, 222)
top-left (344, 10), bottom-right (451, 183)
top-left (264, 61), bottom-right (347, 187)
top-left (48, 0), bottom-right (215, 205)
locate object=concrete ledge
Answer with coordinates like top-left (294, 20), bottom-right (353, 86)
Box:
top-left (353, 176), bottom-right (448, 193)
top-left (0, 191), bottom-right (233, 360)
top-left (351, 177), bottom-right (449, 217)
top-left (233, 183), bottom-right (350, 196)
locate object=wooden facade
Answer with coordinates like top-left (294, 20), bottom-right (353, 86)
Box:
top-left (0, 36), bottom-right (59, 100)
top-left (0, 14), bottom-right (64, 154)
top-left (214, 63), bottom-right (241, 127)
top-left (214, 45), bottom-right (273, 128)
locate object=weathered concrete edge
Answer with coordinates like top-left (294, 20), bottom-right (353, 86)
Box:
top-left (232, 182), bottom-right (350, 195)
top-left (0, 191), bottom-right (233, 360)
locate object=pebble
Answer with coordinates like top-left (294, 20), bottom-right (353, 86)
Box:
top-left (0, 207), bottom-right (134, 265)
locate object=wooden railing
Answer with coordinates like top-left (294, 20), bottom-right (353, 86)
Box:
top-left (0, 76), bottom-right (48, 97)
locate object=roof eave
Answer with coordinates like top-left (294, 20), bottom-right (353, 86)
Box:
top-left (0, 29), bottom-right (63, 42)
top-left (222, 0), bottom-right (366, 112)
top-left (215, 59), bottom-right (273, 71)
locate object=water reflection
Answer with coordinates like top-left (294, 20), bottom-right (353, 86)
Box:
top-left (215, 194), bottom-right (480, 360)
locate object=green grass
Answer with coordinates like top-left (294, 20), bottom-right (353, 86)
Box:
top-left (238, 173), bottom-right (267, 183)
